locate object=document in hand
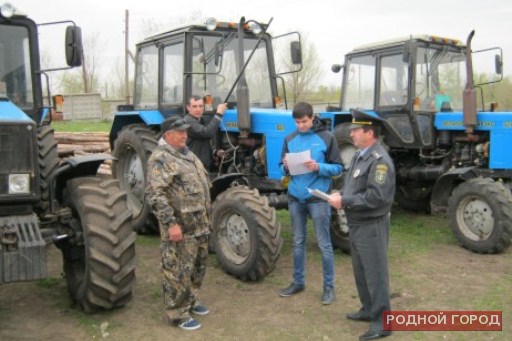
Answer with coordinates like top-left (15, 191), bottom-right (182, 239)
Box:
top-left (285, 150), bottom-right (312, 175)
top-left (307, 188), bottom-right (332, 201)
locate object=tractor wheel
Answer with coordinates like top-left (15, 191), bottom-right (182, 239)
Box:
top-left (212, 186), bottom-right (282, 281)
top-left (395, 182), bottom-right (432, 213)
top-left (112, 124), bottom-right (158, 233)
top-left (60, 177), bottom-right (136, 312)
top-left (334, 123), bottom-right (358, 170)
top-left (36, 125), bottom-right (60, 215)
top-left (448, 177), bottom-right (512, 254)
top-left (330, 209), bottom-right (351, 254)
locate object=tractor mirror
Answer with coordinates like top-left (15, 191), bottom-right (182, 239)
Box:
top-left (495, 54), bottom-right (503, 75)
top-left (65, 25), bottom-right (83, 67)
top-left (291, 41), bottom-right (302, 64)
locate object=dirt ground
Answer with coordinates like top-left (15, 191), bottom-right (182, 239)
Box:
top-left (0, 215), bottom-right (511, 341)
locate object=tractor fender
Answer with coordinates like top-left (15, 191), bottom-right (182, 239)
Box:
top-left (50, 153), bottom-right (114, 209)
top-left (109, 110), bottom-right (164, 149)
top-left (210, 173), bottom-right (248, 202)
top-left (430, 166), bottom-right (478, 213)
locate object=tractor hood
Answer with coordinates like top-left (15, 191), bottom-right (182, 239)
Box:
top-left (0, 99), bottom-right (32, 122)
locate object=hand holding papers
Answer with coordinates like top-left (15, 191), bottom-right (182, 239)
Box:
top-left (285, 150), bottom-right (312, 175)
top-left (307, 188), bottom-right (332, 201)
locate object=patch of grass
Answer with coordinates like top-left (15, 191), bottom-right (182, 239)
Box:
top-left (36, 277), bottom-right (61, 288)
top-left (390, 206), bottom-right (457, 256)
top-left (51, 120), bottom-right (112, 132)
top-left (136, 235), bottom-right (161, 247)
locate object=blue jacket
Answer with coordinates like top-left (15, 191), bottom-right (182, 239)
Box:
top-left (280, 118), bottom-right (343, 203)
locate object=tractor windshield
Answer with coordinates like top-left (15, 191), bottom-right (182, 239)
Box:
top-left (190, 33), bottom-right (273, 108)
top-left (0, 24), bottom-right (34, 110)
top-left (415, 46), bottom-right (466, 111)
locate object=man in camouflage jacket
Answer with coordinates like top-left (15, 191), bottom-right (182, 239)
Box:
top-left (146, 116), bottom-right (212, 331)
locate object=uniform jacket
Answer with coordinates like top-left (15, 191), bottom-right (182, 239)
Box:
top-left (280, 118), bottom-right (343, 203)
top-left (146, 143), bottom-right (211, 241)
top-left (342, 141), bottom-right (395, 223)
top-left (183, 113), bottom-right (222, 170)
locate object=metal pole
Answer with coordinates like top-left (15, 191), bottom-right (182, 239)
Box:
top-left (125, 9), bottom-right (130, 104)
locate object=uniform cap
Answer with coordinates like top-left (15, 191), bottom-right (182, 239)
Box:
top-left (349, 109), bottom-right (383, 130)
top-left (162, 116), bottom-right (190, 132)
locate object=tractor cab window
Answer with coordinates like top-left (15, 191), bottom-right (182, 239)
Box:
top-left (134, 45), bottom-right (158, 109)
top-left (190, 33), bottom-right (273, 109)
top-left (0, 24), bottom-right (33, 110)
top-left (415, 47), bottom-right (466, 112)
top-left (162, 42), bottom-right (184, 107)
top-left (379, 54), bottom-right (408, 107)
top-left (343, 55), bottom-right (376, 110)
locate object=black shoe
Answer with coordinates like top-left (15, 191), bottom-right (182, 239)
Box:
top-left (321, 287), bottom-right (336, 305)
top-left (359, 330), bottom-right (390, 340)
top-left (279, 283), bottom-right (305, 297)
top-left (346, 310), bottom-right (371, 322)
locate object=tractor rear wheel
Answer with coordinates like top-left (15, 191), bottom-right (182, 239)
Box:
top-left (60, 177), bottom-right (136, 312)
top-left (212, 186), bottom-right (282, 281)
top-left (112, 124), bottom-right (158, 233)
top-left (395, 182), bottom-right (432, 213)
top-left (448, 177), bottom-right (512, 253)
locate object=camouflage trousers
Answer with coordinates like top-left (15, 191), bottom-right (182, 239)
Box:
top-left (161, 234), bottom-right (209, 325)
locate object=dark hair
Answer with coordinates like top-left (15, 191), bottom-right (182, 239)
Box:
top-left (362, 125), bottom-right (381, 138)
top-left (292, 102), bottom-right (314, 119)
top-left (187, 95), bottom-right (203, 105)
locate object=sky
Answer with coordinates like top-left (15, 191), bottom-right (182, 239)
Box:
top-left (9, 0), bottom-right (512, 88)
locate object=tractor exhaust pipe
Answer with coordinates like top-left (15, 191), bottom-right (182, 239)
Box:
top-left (463, 30), bottom-right (477, 135)
top-left (237, 17), bottom-right (250, 138)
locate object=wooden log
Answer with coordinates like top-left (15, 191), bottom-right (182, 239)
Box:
top-left (54, 132), bottom-right (109, 144)
top-left (58, 143), bottom-right (110, 157)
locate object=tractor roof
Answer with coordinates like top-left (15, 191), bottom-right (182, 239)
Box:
top-left (350, 34), bottom-right (464, 53)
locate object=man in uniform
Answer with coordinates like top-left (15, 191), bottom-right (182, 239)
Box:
top-left (146, 116), bottom-right (212, 331)
top-left (328, 109), bottom-right (395, 340)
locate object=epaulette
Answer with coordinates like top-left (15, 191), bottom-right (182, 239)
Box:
top-left (371, 151), bottom-right (382, 159)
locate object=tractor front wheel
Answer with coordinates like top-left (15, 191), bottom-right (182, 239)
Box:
top-left (448, 177), bottom-right (512, 254)
top-left (212, 186), bottom-right (282, 281)
top-left (60, 177), bottom-right (137, 312)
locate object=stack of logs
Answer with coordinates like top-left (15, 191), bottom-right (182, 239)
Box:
top-left (54, 132), bottom-right (112, 176)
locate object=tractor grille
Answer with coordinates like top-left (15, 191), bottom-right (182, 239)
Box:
top-left (0, 122), bottom-right (38, 197)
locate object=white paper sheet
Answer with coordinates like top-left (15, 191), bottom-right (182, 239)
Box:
top-left (285, 150), bottom-right (312, 175)
top-left (307, 188), bottom-right (332, 201)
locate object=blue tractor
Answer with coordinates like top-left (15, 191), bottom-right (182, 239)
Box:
top-left (109, 17), bottom-right (351, 281)
top-left (325, 32), bottom-right (511, 254)
top-left (0, 3), bottom-right (136, 312)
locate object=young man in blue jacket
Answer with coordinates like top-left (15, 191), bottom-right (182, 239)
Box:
top-left (278, 102), bottom-right (343, 304)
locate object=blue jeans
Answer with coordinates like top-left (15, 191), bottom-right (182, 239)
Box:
top-left (288, 198), bottom-right (335, 289)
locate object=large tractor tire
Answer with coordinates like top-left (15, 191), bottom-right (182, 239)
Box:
top-left (111, 124), bottom-right (158, 233)
top-left (448, 177), bottom-right (512, 254)
top-left (395, 182), bottom-right (432, 213)
top-left (60, 177), bottom-right (137, 312)
top-left (212, 186), bottom-right (282, 281)
top-left (36, 125), bottom-right (60, 215)
top-left (330, 209), bottom-right (351, 254)
top-left (334, 123), bottom-right (358, 170)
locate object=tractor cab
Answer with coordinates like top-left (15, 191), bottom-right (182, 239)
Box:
top-left (332, 34), bottom-right (502, 150)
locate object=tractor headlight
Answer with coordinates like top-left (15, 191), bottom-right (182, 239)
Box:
top-left (205, 17), bottom-right (218, 31)
top-left (247, 21), bottom-right (262, 35)
top-left (0, 3), bottom-right (15, 18)
top-left (9, 174), bottom-right (30, 194)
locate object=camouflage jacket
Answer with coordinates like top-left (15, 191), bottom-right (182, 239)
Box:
top-left (146, 143), bottom-right (211, 241)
